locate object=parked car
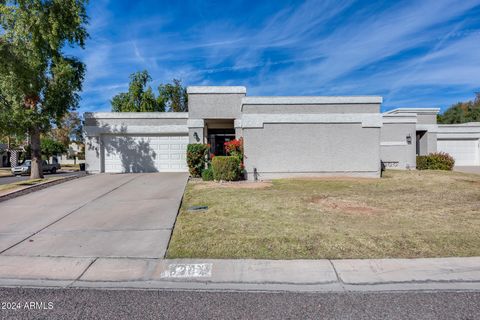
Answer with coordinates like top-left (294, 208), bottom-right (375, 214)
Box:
top-left (11, 160), bottom-right (61, 176)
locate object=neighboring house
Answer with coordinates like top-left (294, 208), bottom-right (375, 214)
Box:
top-left (0, 143), bottom-right (25, 168)
top-left (437, 122), bottom-right (480, 166)
top-left (84, 86), bottom-right (480, 179)
top-left (51, 142), bottom-right (85, 165)
top-left (381, 108), bottom-right (480, 168)
top-left (0, 144), bottom-right (7, 168)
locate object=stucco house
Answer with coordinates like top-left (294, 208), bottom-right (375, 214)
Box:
top-left (51, 142), bottom-right (85, 166)
top-left (381, 108), bottom-right (480, 168)
top-left (0, 143), bottom-right (7, 168)
top-left (84, 86), bottom-right (480, 179)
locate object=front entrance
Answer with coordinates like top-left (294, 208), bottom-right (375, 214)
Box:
top-left (207, 128), bottom-right (235, 156)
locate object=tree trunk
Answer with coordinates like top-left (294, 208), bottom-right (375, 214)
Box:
top-left (30, 128), bottom-right (43, 179)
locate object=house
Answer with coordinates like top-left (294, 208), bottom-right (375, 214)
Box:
top-left (437, 122), bottom-right (480, 166)
top-left (51, 142), bottom-right (85, 165)
top-left (381, 108), bottom-right (480, 168)
top-left (0, 144), bottom-right (25, 168)
top-left (0, 144), bottom-right (7, 168)
top-left (84, 86), bottom-right (480, 179)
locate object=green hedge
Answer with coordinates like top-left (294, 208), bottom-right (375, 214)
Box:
top-left (212, 156), bottom-right (241, 181)
top-left (201, 167), bottom-right (214, 181)
top-left (186, 144), bottom-right (209, 177)
top-left (416, 152), bottom-right (455, 170)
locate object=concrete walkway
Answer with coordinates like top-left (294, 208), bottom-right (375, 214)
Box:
top-left (0, 256), bottom-right (478, 292)
top-left (0, 173), bottom-right (188, 258)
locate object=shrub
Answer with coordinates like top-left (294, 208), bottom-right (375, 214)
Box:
top-left (186, 144), bottom-right (209, 177)
top-left (212, 156), bottom-right (241, 181)
top-left (201, 167), bottom-right (214, 181)
top-left (224, 138), bottom-right (243, 162)
top-left (416, 152), bottom-right (455, 170)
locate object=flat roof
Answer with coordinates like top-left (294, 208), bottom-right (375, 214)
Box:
top-left (84, 112), bottom-right (189, 119)
top-left (242, 96), bottom-right (383, 105)
top-left (187, 86), bottom-right (247, 94)
top-left (386, 108), bottom-right (440, 115)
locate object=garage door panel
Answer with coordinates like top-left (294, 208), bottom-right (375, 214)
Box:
top-left (103, 135), bottom-right (188, 173)
top-left (437, 139), bottom-right (479, 166)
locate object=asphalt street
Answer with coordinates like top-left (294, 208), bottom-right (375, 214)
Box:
top-left (0, 171), bottom-right (81, 185)
top-left (0, 288), bottom-right (478, 320)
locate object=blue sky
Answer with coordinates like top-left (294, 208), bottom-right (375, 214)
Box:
top-left (70, 0), bottom-right (480, 113)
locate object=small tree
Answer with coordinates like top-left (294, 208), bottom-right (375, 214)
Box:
top-left (50, 112), bottom-right (83, 147)
top-left (111, 72), bottom-right (188, 112)
top-left (41, 138), bottom-right (67, 160)
top-left (158, 79), bottom-right (188, 112)
top-left (111, 71), bottom-right (166, 112)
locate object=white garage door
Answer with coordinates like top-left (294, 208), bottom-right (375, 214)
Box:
top-left (437, 139), bottom-right (479, 166)
top-left (103, 135), bottom-right (188, 173)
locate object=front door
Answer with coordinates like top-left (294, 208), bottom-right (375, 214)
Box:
top-left (207, 129), bottom-right (235, 156)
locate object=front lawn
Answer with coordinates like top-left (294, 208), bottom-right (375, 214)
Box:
top-left (167, 170), bottom-right (480, 259)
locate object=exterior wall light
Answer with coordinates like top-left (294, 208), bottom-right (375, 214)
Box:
top-left (193, 132), bottom-right (200, 142)
top-left (406, 134), bottom-right (412, 145)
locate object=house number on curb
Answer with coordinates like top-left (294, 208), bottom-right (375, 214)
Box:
top-left (160, 263), bottom-right (212, 278)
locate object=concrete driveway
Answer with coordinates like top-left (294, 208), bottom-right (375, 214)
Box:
top-left (0, 173), bottom-right (188, 258)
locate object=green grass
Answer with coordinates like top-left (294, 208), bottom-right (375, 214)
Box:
top-left (167, 170), bottom-right (480, 260)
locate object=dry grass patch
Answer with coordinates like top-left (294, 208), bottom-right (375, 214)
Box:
top-left (0, 168), bottom-right (12, 177)
top-left (0, 178), bottom-right (52, 195)
top-left (167, 170), bottom-right (480, 260)
top-left (191, 180), bottom-right (273, 190)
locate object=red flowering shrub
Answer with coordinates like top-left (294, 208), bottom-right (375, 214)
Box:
top-left (224, 138), bottom-right (243, 161)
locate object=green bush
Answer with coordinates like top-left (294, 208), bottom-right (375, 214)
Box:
top-left (416, 152), bottom-right (455, 170)
top-left (212, 156), bottom-right (241, 181)
top-left (201, 167), bottom-right (214, 181)
top-left (186, 144), bottom-right (209, 177)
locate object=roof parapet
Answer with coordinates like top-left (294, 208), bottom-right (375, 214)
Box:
top-left (242, 96), bottom-right (383, 105)
top-left (187, 86), bottom-right (246, 94)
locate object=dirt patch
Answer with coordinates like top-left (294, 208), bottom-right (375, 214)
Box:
top-left (192, 180), bottom-right (273, 190)
top-left (309, 195), bottom-right (382, 215)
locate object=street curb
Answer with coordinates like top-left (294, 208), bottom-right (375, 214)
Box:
top-left (1, 256), bottom-right (478, 292)
top-left (0, 173), bottom-right (86, 203)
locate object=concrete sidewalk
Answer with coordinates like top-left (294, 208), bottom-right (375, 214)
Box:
top-left (0, 256), bottom-right (479, 292)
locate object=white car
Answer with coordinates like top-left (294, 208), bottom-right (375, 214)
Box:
top-left (11, 160), bottom-right (61, 175)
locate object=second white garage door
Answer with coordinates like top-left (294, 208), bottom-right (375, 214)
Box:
top-left (103, 135), bottom-right (188, 173)
top-left (437, 139), bottom-right (480, 166)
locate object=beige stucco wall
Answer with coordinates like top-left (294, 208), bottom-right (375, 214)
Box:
top-left (243, 123), bottom-right (381, 180)
top-left (188, 93), bottom-right (245, 119)
top-left (242, 103), bottom-right (379, 114)
top-left (380, 122), bottom-right (417, 169)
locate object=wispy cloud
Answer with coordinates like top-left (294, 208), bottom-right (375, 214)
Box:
top-left (74, 0), bottom-right (480, 112)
